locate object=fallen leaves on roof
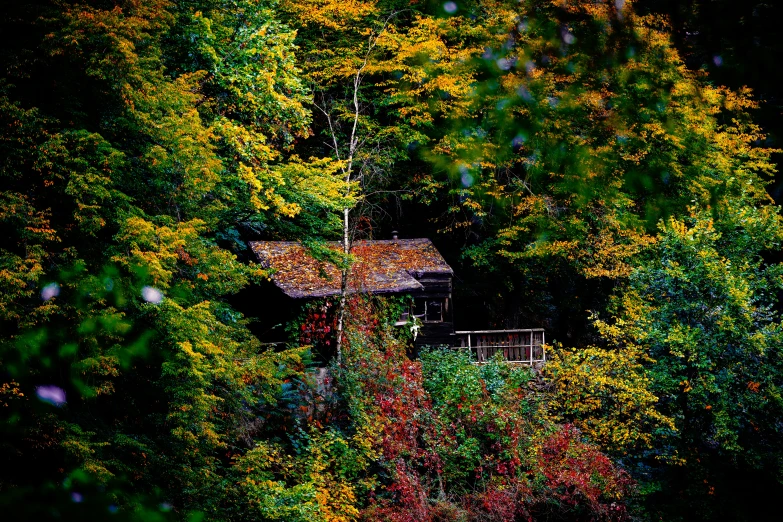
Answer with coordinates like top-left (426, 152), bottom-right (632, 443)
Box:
top-left (249, 239), bottom-right (452, 298)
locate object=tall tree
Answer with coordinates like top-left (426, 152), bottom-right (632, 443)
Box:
top-left (280, 0), bottom-right (417, 359)
top-left (0, 0), bottom-right (346, 517)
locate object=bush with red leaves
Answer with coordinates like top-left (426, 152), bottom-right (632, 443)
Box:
top-left (531, 425), bottom-right (633, 520)
top-left (330, 297), bottom-right (633, 521)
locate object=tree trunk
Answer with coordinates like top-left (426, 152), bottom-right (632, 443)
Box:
top-left (335, 207), bottom-right (350, 362)
top-left (329, 23), bottom-right (387, 362)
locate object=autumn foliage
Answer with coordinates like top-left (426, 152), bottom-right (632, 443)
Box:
top-left (332, 297), bottom-right (633, 521)
top-left (3, 0), bottom-right (783, 521)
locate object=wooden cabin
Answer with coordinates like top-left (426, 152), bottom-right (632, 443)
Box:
top-left (249, 239), bottom-right (455, 351)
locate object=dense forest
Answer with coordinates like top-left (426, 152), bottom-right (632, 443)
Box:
top-left (2, 0), bottom-right (783, 520)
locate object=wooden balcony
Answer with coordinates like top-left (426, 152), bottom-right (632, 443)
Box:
top-left (454, 329), bottom-right (546, 364)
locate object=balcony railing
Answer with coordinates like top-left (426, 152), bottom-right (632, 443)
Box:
top-left (454, 329), bottom-right (545, 364)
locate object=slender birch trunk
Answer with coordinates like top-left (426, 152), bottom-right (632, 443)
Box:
top-left (335, 207), bottom-right (350, 362)
top-left (321, 19), bottom-right (391, 362)
top-left (333, 30), bottom-right (378, 362)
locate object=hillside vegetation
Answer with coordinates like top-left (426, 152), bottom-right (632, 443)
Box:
top-left (2, 1), bottom-right (782, 520)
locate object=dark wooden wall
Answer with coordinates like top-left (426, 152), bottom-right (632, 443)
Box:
top-left (412, 271), bottom-right (452, 299)
top-left (413, 271), bottom-right (455, 351)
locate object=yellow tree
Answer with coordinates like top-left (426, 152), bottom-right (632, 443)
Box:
top-left (281, 0), bottom-right (413, 360)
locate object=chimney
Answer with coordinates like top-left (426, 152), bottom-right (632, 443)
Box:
top-left (391, 230), bottom-right (399, 240)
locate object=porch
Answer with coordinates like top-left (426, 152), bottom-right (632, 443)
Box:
top-left (454, 329), bottom-right (546, 364)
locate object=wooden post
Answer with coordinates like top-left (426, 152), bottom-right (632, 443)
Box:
top-left (529, 330), bottom-right (533, 365)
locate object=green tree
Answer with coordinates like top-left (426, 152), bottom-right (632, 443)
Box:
top-left (0, 0), bottom-right (342, 518)
top-left (600, 207), bottom-right (783, 520)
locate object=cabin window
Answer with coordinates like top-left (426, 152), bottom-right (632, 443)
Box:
top-left (414, 298), bottom-right (444, 322)
top-left (395, 310), bottom-right (411, 326)
top-left (426, 300), bottom-right (443, 322)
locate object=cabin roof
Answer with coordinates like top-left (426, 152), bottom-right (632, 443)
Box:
top-left (249, 239), bottom-right (453, 298)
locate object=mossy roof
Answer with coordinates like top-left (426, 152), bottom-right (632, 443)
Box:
top-left (249, 239), bottom-right (452, 298)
